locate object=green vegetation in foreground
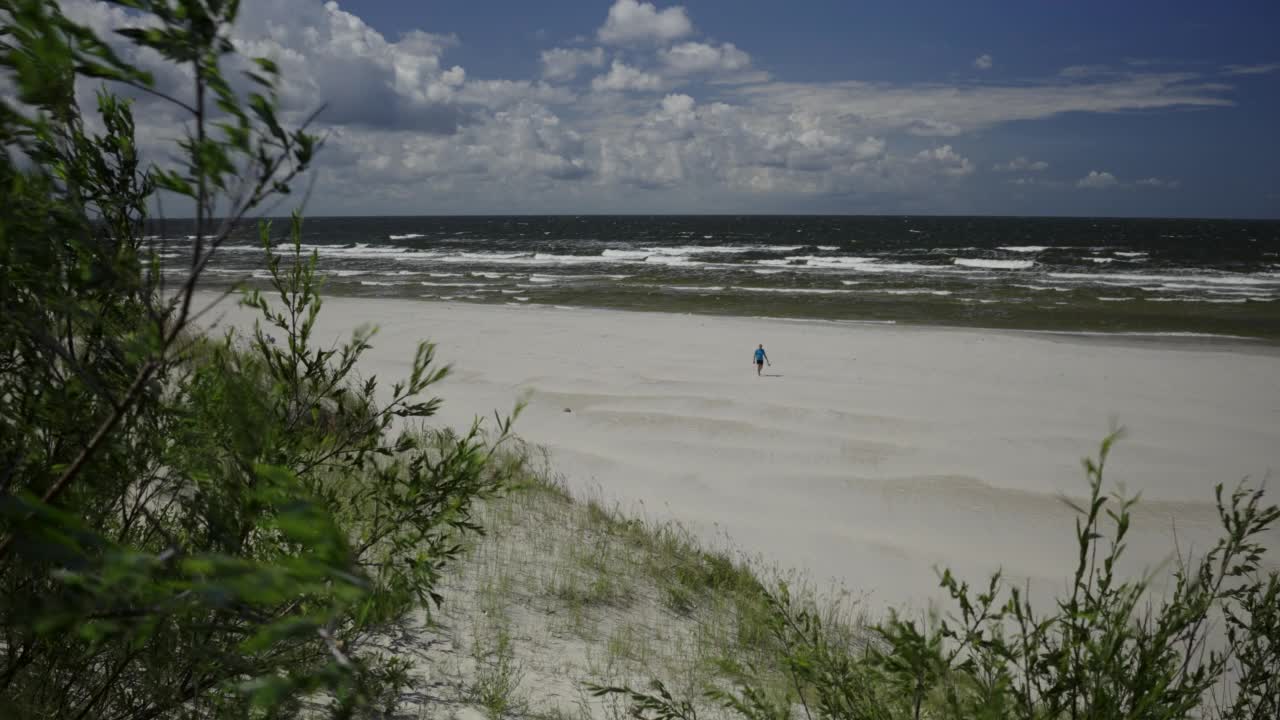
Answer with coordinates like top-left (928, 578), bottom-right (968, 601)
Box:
top-left (1, 0), bottom-right (522, 715)
top-left (590, 435), bottom-right (1280, 720)
top-left (421, 437), bottom-right (1279, 720)
top-left (1, 2), bottom-right (1277, 719)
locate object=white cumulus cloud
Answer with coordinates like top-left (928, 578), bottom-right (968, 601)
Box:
top-left (994, 156), bottom-right (1049, 172)
top-left (660, 93), bottom-right (696, 115)
top-left (45, 0), bottom-right (1253, 213)
top-left (973, 54), bottom-right (993, 70)
top-left (660, 41), bottom-right (750, 75)
top-left (591, 61), bottom-right (663, 92)
top-left (854, 137), bottom-right (886, 160)
top-left (598, 0), bottom-right (692, 45)
top-left (914, 145), bottom-right (975, 176)
top-left (1077, 170), bottom-right (1119, 189)
top-left (541, 47), bottom-right (605, 81)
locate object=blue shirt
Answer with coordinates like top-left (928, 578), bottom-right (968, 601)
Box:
top-left (754, 348), bottom-right (766, 362)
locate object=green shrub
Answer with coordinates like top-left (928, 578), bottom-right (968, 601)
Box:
top-left (598, 434), bottom-right (1280, 720)
top-left (0, 1), bottom-right (520, 716)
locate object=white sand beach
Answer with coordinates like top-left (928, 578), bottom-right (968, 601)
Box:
top-left (203, 293), bottom-right (1280, 614)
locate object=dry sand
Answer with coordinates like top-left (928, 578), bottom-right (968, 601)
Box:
top-left (202, 293), bottom-right (1280, 614)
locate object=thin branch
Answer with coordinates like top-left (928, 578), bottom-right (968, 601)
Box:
top-left (0, 358), bottom-right (159, 560)
top-left (113, 77), bottom-right (198, 115)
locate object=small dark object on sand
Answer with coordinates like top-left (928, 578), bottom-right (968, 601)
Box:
top-left (563, 407), bottom-right (572, 413)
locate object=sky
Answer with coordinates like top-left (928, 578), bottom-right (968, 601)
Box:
top-left (51, 0), bottom-right (1280, 217)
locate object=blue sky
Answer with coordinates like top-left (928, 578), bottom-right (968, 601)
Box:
top-left (61, 0), bottom-right (1280, 217)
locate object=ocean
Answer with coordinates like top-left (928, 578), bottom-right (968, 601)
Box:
top-left (157, 215), bottom-right (1280, 340)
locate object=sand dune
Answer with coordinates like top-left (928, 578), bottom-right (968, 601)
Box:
top-left (202, 293), bottom-right (1280, 614)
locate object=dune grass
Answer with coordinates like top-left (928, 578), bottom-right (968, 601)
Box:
top-left (397, 441), bottom-right (866, 720)
top-left (382, 433), bottom-right (1278, 720)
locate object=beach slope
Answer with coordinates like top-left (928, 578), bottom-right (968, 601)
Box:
top-left (203, 294), bottom-right (1280, 611)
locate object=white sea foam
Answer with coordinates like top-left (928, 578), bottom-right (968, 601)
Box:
top-left (659, 285), bottom-right (726, 292)
top-left (644, 255), bottom-right (700, 266)
top-left (1097, 296), bottom-right (1133, 302)
top-left (806, 256), bottom-right (880, 268)
top-left (647, 245), bottom-right (801, 256)
top-left (359, 280), bottom-right (399, 287)
top-left (1149, 297), bottom-right (1249, 304)
top-left (1013, 284), bottom-right (1072, 292)
top-left (999, 246), bottom-right (1048, 253)
top-left (731, 286), bottom-right (856, 295)
top-left (1087, 257), bottom-right (1114, 264)
top-left (758, 255), bottom-right (879, 269)
top-left (849, 262), bottom-right (941, 274)
top-left (879, 289), bottom-right (954, 296)
top-left (440, 251), bottom-right (531, 262)
top-left (752, 269), bottom-right (786, 275)
top-left (435, 252), bottom-right (606, 266)
top-left (297, 243), bottom-right (427, 260)
top-left (469, 272), bottom-right (508, 279)
top-left (1113, 251), bottom-right (1148, 258)
top-left (528, 273), bottom-right (631, 283)
top-left (322, 269), bottom-right (370, 277)
top-left (388, 233), bottom-right (425, 240)
top-left (954, 258), bottom-right (1034, 270)
top-left (421, 281), bottom-right (488, 288)
top-left (1049, 272), bottom-right (1277, 287)
top-left (534, 253), bottom-right (609, 264)
top-left (1156, 283), bottom-right (1274, 295)
top-left (601, 249), bottom-right (650, 260)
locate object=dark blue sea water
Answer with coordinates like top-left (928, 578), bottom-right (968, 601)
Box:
top-left (156, 215), bottom-right (1280, 340)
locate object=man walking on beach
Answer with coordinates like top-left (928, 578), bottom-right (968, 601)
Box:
top-left (753, 344), bottom-right (770, 376)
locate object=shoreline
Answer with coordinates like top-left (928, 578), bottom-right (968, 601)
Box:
top-left (200, 291), bottom-right (1280, 614)
top-left (407, 294), bottom-right (1280, 354)
top-left (216, 283), bottom-right (1280, 349)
